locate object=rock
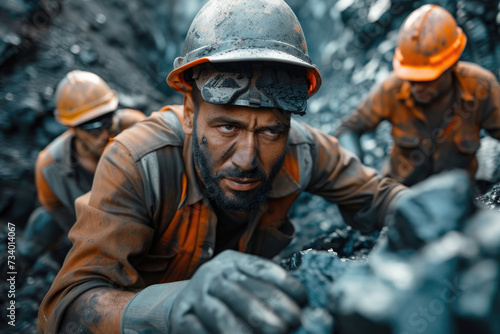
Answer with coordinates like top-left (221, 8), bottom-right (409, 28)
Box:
top-left (78, 48), bottom-right (98, 65)
top-left (475, 183), bottom-right (500, 212)
top-left (323, 172), bottom-right (500, 334)
top-left (12, 93), bottom-right (44, 130)
top-left (463, 209), bottom-right (500, 257)
top-left (386, 170), bottom-right (476, 251)
top-left (293, 307), bottom-right (334, 334)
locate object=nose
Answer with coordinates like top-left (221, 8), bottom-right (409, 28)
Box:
top-left (409, 81), bottom-right (429, 91)
top-left (231, 133), bottom-right (258, 171)
top-left (96, 127), bottom-right (112, 141)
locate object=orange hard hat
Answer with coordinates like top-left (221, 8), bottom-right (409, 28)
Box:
top-left (393, 4), bottom-right (467, 81)
top-left (54, 70), bottom-right (118, 127)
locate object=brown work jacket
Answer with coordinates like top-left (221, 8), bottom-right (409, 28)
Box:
top-left (35, 108), bottom-right (145, 231)
top-left (334, 62), bottom-right (500, 186)
top-left (39, 105), bottom-right (406, 332)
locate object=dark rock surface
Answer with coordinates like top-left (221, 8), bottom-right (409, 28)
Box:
top-left (0, 0), bottom-right (499, 333)
top-left (287, 171), bottom-right (500, 334)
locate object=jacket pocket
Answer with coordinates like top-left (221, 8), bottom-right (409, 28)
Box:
top-left (453, 136), bottom-right (480, 154)
top-left (135, 250), bottom-right (177, 273)
top-left (251, 218), bottom-right (296, 259)
top-left (392, 132), bottom-right (420, 148)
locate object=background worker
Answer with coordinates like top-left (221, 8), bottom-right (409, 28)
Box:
top-left (39, 1), bottom-right (406, 333)
top-left (12, 70), bottom-right (145, 283)
top-left (334, 4), bottom-right (500, 187)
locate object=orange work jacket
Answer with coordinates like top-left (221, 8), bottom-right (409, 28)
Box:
top-left (335, 62), bottom-right (500, 186)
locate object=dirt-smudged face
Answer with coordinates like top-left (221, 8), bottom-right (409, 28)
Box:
top-left (73, 115), bottom-right (118, 159)
top-left (186, 97), bottom-right (291, 212)
top-left (409, 68), bottom-right (454, 105)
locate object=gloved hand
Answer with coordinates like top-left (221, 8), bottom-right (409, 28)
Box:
top-left (121, 250), bottom-right (308, 334)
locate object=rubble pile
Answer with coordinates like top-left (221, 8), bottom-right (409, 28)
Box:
top-left (289, 171), bottom-right (500, 334)
top-left (477, 182), bottom-right (500, 212)
top-left (0, 0), bottom-right (500, 333)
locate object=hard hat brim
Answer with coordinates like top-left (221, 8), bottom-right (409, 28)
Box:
top-left (167, 48), bottom-right (322, 97)
top-left (393, 61), bottom-right (445, 81)
top-left (55, 91), bottom-right (119, 127)
top-left (393, 56), bottom-right (458, 81)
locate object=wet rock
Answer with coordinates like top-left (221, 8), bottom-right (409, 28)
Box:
top-left (12, 93), bottom-right (44, 130)
top-left (0, 32), bottom-right (22, 66)
top-left (293, 307), bottom-right (334, 334)
top-left (463, 209), bottom-right (500, 258)
top-left (454, 259), bottom-right (500, 333)
top-left (327, 263), bottom-right (396, 334)
top-left (475, 136), bottom-right (500, 189)
top-left (386, 171), bottom-right (476, 251)
top-left (288, 249), bottom-right (350, 308)
top-left (78, 48), bottom-right (98, 65)
top-left (475, 183), bottom-right (500, 212)
top-left (323, 172), bottom-right (500, 334)
top-left (0, 109), bottom-right (12, 132)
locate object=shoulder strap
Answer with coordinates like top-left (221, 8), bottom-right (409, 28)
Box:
top-left (47, 132), bottom-right (70, 164)
top-left (138, 109), bottom-right (185, 224)
top-left (159, 105), bottom-right (185, 141)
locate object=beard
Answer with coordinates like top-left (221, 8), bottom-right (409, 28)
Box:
top-left (192, 124), bottom-right (287, 212)
top-left (76, 137), bottom-right (107, 160)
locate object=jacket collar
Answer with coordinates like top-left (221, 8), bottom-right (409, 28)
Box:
top-left (47, 131), bottom-right (77, 176)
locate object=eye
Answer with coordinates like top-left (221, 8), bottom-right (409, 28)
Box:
top-left (218, 124), bottom-right (237, 134)
top-left (261, 128), bottom-right (281, 140)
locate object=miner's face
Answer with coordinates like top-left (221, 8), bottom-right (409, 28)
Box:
top-left (409, 68), bottom-right (454, 105)
top-left (73, 112), bottom-right (118, 159)
top-left (185, 96), bottom-right (290, 212)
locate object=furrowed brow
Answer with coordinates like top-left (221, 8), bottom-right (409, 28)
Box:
top-left (210, 116), bottom-right (247, 127)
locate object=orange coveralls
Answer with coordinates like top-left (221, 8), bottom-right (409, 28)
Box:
top-left (334, 62), bottom-right (500, 186)
top-left (39, 106), bottom-right (406, 332)
top-left (35, 108), bottom-right (145, 231)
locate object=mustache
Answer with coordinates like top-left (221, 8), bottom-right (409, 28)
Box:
top-left (216, 167), bottom-right (266, 180)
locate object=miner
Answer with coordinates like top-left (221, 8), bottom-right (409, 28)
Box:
top-left (13, 70), bottom-right (145, 283)
top-left (334, 4), bottom-right (500, 187)
top-left (39, 1), bottom-right (406, 332)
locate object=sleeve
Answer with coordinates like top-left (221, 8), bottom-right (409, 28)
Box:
top-left (333, 82), bottom-right (390, 137)
top-left (35, 150), bottom-right (75, 231)
top-left (305, 124), bottom-right (407, 232)
top-left (38, 140), bottom-right (154, 333)
top-left (479, 75), bottom-right (500, 139)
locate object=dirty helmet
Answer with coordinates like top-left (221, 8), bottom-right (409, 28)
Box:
top-left (54, 70), bottom-right (118, 127)
top-left (166, 0), bottom-right (322, 114)
top-left (393, 4), bottom-right (467, 81)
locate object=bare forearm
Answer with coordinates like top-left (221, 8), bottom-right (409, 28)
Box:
top-left (60, 287), bottom-right (136, 334)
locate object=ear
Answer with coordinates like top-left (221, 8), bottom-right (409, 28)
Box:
top-left (182, 92), bottom-right (195, 135)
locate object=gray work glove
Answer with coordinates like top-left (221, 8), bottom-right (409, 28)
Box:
top-left (121, 250), bottom-right (308, 334)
